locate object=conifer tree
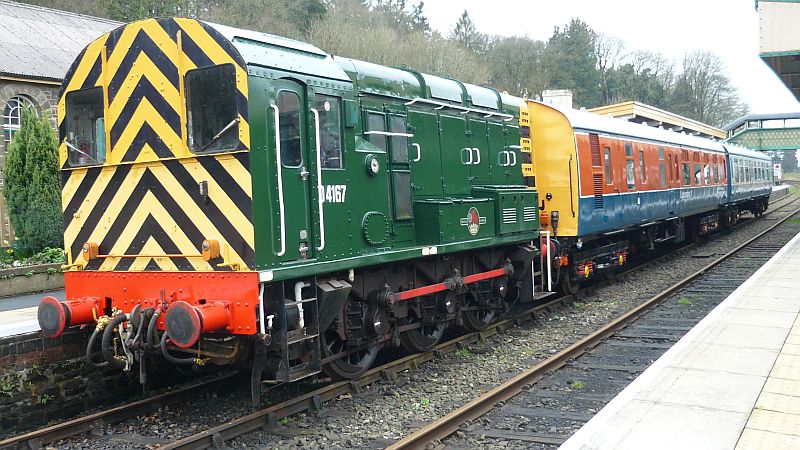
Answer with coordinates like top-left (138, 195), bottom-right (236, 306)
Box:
top-left (4, 108), bottom-right (62, 255)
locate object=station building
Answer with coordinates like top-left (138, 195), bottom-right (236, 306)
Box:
top-left (758, 0), bottom-right (800, 100)
top-left (0, 1), bottom-right (118, 244)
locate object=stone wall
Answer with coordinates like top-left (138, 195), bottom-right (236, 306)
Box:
top-left (0, 328), bottom-right (137, 435)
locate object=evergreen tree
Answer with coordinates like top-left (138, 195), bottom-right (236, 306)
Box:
top-left (4, 108), bottom-right (62, 255)
top-left (542, 18), bottom-right (603, 108)
top-left (449, 10), bottom-right (488, 54)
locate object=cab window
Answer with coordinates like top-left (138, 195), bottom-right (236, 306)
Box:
top-left (314, 95), bottom-right (342, 169)
top-left (367, 112), bottom-right (387, 152)
top-left (278, 91), bottom-right (302, 167)
top-left (186, 64), bottom-right (239, 153)
top-left (604, 147), bottom-right (612, 185)
top-left (65, 87), bottom-right (106, 166)
top-left (389, 115), bottom-right (408, 163)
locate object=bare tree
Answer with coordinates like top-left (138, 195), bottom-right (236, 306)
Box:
top-left (668, 51), bottom-right (747, 127)
top-left (595, 34), bottom-right (625, 103)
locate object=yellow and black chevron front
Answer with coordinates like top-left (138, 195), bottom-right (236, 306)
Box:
top-left (58, 18), bottom-right (254, 272)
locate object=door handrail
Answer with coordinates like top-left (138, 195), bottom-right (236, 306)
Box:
top-left (271, 104), bottom-right (286, 257)
top-left (412, 143), bottom-right (421, 162)
top-left (311, 108), bottom-right (325, 252)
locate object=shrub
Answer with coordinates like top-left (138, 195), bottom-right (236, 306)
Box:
top-left (4, 108), bottom-right (62, 256)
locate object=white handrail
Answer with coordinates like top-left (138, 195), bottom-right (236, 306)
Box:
top-left (311, 108), bottom-right (325, 252)
top-left (462, 147), bottom-right (473, 165)
top-left (404, 97), bottom-right (515, 121)
top-left (363, 131), bottom-right (415, 138)
top-left (509, 151), bottom-right (517, 166)
top-left (412, 143), bottom-right (421, 162)
top-left (472, 147), bottom-right (481, 165)
top-left (271, 104), bottom-right (286, 257)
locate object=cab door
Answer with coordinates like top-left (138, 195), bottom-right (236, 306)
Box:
top-left (269, 79), bottom-right (314, 261)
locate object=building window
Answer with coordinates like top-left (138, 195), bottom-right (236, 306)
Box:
top-left (3, 96), bottom-right (35, 142)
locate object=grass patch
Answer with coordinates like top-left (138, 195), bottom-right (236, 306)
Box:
top-left (678, 297), bottom-right (693, 306)
top-left (454, 347), bottom-right (470, 358)
top-left (570, 380), bottom-right (585, 390)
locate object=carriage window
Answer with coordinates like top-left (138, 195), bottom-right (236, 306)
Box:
top-left (277, 91), bottom-right (302, 167)
top-left (186, 64), bottom-right (239, 153)
top-left (65, 87), bottom-right (106, 166)
top-left (389, 115), bottom-right (408, 163)
top-left (314, 95), bottom-right (342, 169)
top-left (703, 165), bottom-right (710, 185)
top-left (674, 155), bottom-right (679, 182)
top-left (658, 148), bottom-right (666, 187)
top-left (367, 112), bottom-right (387, 152)
top-left (713, 165), bottom-right (719, 183)
top-left (625, 143), bottom-right (635, 190)
top-left (694, 163), bottom-right (702, 185)
top-left (639, 150), bottom-right (647, 183)
top-left (667, 153), bottom-right (672, 184)
top-left (682, 162), bottom-right (690, 186)
top-left (604, 147), bottom-right (612, 185)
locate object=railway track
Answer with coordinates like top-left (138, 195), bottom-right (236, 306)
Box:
top-left (1, 191), bottom-right (796, 450)
top-left (389, 203), bottom-right (800, 449)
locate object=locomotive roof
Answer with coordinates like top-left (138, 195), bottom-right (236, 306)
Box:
top-left (206, 21), bottom-right (517, 113)
top-left (547, 102), bottom-right (728, 153)
top-left (206, 21), bottom-right (353, 83)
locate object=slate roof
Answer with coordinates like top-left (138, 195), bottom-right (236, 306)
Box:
top-left (0, 1), bottom-right (119, 81)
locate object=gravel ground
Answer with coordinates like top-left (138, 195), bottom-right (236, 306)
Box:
top-left (46, 193), bottom-right (798, 450)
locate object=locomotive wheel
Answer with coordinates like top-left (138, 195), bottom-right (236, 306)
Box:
top-left (399, 320), bottom-right (446, 353)
top-left (461, 290), bottom-right (495, 332)
top-left (321, 329), bottom-right (381, 380)
top-left (560, 272), bottom-right (580, 295)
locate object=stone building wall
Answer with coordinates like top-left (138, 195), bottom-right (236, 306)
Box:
top-left (0, 78), bottom-right (61, 246)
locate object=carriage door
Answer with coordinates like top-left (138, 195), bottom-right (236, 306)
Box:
top-left (270, 80), bottom-right (314, 261)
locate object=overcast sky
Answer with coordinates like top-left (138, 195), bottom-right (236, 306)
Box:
top-left (421, 0), bottom-right (800, 115)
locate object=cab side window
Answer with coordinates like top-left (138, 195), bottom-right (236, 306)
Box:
top-left (186, 64), bottom-right (239, 153)
top-left (367, 112), bottom-right (387, 152)
top-left (278, 91), bottom-right (302, 167)
top-left (65, 87), bottom-right (106, 166)
top-left (314, 95), bottom-right (343, 169)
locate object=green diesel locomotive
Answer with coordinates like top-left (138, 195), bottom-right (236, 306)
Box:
top-left (38, 18), bottom-right (539, 404)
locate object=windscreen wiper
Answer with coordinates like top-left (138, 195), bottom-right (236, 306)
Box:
top-left (198, 118), bottom-right (239, 152)
top-left (64, 139), bottom-right (99, 164)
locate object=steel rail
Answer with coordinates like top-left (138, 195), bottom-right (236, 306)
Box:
top-left (0, 372), bottom-right (238, 450)
top-left (387, 203), bottom-right (800, 450)
top-left (157, 198), bottom-right (799, 450)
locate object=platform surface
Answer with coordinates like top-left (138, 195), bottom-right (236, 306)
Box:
top-left (561, 231), bottom-right (800, 450)
top-left (0, 290), bottom-right (64, 337)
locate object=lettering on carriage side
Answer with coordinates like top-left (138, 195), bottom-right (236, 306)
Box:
top-left (323, 185), bottom-right (347, 203)
top-left (679, 190), bottom-right (691, 200)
